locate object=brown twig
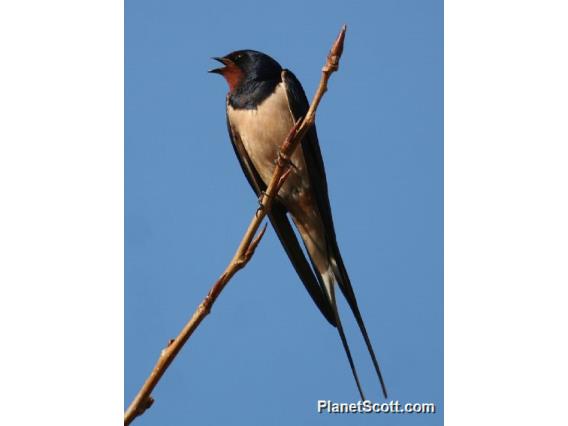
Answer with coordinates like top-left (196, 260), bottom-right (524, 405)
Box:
top-left (124, 25), bottom-right (347, 425)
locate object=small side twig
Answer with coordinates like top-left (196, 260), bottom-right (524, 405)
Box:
top-left (124, 25), bottom-right (347, 426)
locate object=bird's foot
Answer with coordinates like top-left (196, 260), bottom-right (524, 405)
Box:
top-left (256, 191), bottom-right (273, 217)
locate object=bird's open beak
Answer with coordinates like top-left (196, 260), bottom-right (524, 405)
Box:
top-left (208, 57), bottom-right (231, 74)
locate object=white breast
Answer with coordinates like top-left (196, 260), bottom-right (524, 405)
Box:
top-left (227, 82), bottom-right (307, 191)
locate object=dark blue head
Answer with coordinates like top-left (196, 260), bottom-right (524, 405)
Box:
top-left (209, 50), bottom-right (282, 92)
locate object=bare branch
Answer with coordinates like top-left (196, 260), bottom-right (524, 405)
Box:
top-left (124, 25), bottom-right (347, 425)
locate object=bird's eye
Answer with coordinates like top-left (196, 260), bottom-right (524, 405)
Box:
top-left (235, 54), bottom-right (243, 61)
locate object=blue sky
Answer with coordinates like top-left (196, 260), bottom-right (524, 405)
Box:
top-left (125, 0), bottom-right (442, 424)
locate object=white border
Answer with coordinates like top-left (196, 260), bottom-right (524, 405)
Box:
top-left (446, 0), bottom-right (568, 424)
top-left (0, 2), bottom-right (123, 425)
top-left (1, 1), bottom-right (567, 424)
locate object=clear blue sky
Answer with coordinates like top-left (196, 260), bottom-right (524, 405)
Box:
top-left (125, 0), bottom-right (442, 424)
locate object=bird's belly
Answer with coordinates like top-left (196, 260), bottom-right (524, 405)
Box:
top-left (227, 83), bottom-right (308, 198)
top-left (227, 83), bottom-right (328, 270)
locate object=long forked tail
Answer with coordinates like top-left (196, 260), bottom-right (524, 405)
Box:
top-left (327, 282), bottom-right (366, 400)
top-left (349, 300), bottom-right (388, 399)
top-left (330, 255), bottom-right (389, 399)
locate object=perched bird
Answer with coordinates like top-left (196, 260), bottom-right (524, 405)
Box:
top-left (210, 50), bottom-right (387, 400)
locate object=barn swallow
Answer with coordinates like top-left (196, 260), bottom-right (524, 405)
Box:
top-left (210, 50), bottom-right (387, 400)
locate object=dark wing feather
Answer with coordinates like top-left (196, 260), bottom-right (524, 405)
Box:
top-left (269, 203), bottom-right (336, 325)
top-left (280, 70), bottom-right (338, 250)
top-left (282, 70), bottom-right (388, 398)
top-left (281, 70), bottom-right (347, 274)
top-left (225, 109), bottom-right (336, 326)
